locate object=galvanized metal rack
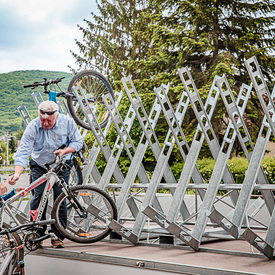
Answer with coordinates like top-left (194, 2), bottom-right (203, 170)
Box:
top-left (17, 56), bottom-right (275, 259)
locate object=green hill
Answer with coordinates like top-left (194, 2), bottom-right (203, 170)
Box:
top-left (0, 70), bottom-right (73, 135)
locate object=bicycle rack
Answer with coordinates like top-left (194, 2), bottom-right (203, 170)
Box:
top-left (16, 56), bottom-right (275, 258)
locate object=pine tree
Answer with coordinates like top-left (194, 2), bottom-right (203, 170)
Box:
top-left (71, 0), bottom-right (156, 85)
top-left (146, 0), bottom-right (275, 154)
top-left (72, 0), bottom-right (275, 158)
top-left (150, 0), bottom-right (275, 85)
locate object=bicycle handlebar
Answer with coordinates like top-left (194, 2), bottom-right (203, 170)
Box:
top-left (23, 77), bottom-right (65, 89)
top-left (44, 152), bottom-right (65, 172)
top-left (0, 219), bottom-right (56, 235)
top-left (23, 77), bottom-right (83, 102)
top-left (35, 219), bottom-right (56, 226)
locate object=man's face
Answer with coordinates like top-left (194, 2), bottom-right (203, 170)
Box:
top-left (39, 114), bottom-right (58, 130)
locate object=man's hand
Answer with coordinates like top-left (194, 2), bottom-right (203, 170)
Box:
top-left (9, 166), bottom-right (24, 185)
top-left (54, 146), bottom-right (75, 158)
top-left (9, 173), bottom-right (20, 185)
top-left (0, 180), bottom-right (7, 196)
top-left (54, 149), bottom-right (66, 158)
top-left (15, 186), bottom-right (28, 196)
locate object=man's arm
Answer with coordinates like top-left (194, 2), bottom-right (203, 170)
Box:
top-left (67, 118), bottom-right (84, 153)
top-left (9, 165), bottom-right (24, 185)
top-left (54, 146), bottom-right (76, 158)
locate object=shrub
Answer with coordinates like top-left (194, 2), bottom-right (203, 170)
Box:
top-left (171, 156), bottom-right (275, 196)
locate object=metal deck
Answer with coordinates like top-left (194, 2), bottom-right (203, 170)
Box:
top-left (29, 237), bottom-right (275, 275)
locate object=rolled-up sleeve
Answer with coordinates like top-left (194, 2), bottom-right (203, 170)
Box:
top-left (67, 119), bottom-right (83, 152)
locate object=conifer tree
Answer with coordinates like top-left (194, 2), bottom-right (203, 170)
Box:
top-left (145, 0), bottom-right (275, 153)
top-left (72, 0), bottom-right (275, 158)
top-left (71, 0), bottom-right (156, 85)
top-left (150, 0), bottom-right (275, 87)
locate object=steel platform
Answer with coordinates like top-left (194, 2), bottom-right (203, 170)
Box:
top-left (29, 237), bottom-right (275, 275)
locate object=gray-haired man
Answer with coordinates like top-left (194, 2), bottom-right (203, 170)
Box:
top-left (7, 101), bottom-right (83, 248)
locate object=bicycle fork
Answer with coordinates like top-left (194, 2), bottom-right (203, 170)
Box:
top-left (59, 180), bottom-right (88, 218)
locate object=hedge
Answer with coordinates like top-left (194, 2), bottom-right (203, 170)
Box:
top-left (170, 156), bottom-right (275, 195)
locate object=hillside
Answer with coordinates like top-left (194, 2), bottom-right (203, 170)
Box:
top-left (0, 70), bottom-right (73, 135)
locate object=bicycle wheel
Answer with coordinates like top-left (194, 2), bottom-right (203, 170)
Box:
top-left (52, 185), bottom-right (117, 243)
top-left (68, 157), bottom-right (83, 187)
top-left (0, 223), bottom-right (24, 266)
top-left (67, 70), bottom-right (115, 130)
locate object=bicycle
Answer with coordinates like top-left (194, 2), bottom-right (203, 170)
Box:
top-left (0, 219), bottom-right (56, 275)
top-left (1, 155), bottom-right (118, 244)
top-left (23, 70), bottom-right (115, 130)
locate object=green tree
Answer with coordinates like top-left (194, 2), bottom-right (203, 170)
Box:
top-left (9, 136), bottom-right (16, 154)
top-left (0, 70), bottom-right (72, 135)
top-left (147, 0), bottom-right (275, 153)
top-left (71, 0), bottom-right (160, 86)
top-left (71, 0), bottom-right (167, 174)
top-left (72, 0), bottom-right (275, 162)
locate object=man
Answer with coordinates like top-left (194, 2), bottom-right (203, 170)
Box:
top-left (5, 100), bottom-right (83, 248)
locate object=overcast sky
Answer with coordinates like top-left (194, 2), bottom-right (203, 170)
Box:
top-left (0, 0), bottom-right (98, 74)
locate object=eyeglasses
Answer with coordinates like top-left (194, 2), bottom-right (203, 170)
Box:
top-left (40, 110), bottom-right (57, 116)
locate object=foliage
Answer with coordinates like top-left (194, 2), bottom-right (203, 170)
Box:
top-left (261, 156), bottom-right (275, 185)
top-left (195, 156), bottom-right (275, 185)
top-left (173, 156), bottom-right (275, 196)
top-left (196, 158), bottom-right (216, 183)
top-left (0, 70), bottom-right (72, 135)
top-left (0, 141), bottom-right (14, 165)
top-left (72, 0), bottom-right (275, 166)
top-left (227, 157), bottom-right (249, 184)
top-left (170, 156), bottom-right (275, 196)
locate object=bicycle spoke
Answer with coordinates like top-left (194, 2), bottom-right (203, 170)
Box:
top-left (52, 185), bottom-right (117, 243)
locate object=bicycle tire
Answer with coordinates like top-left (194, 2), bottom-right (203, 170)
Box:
top-left (67, 70), bottom-right (115, 130)
top-left (51, 185), bottom-right (117, 243)
top-left (0, 223), bottom-right (24, 267)
top-left (68, 157), bottom-right (83, 187)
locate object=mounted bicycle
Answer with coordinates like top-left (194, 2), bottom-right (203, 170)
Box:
top-left (23, 70), bottom-right (115, 130)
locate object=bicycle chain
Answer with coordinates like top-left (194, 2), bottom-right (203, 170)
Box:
top-left (24, 232), bottom-right (41, 252)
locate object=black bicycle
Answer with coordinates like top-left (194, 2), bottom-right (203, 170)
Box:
top-left (23, 70), bottom-right (115, 130)
top-left (0, 219), bottom-right (56, 275)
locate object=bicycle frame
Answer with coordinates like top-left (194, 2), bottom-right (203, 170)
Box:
top-left (1, 171), bottom-right (61, 228)
top-left (0, 219), bottom-right (56, 275)
top-left (0, 246), bottom-right (22, 275)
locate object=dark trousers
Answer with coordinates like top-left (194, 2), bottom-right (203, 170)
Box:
top-left (29, 159), bottom-right (73, 239)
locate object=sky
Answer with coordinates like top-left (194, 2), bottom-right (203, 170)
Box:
top-left (0, 0), bottom-right (98, 74)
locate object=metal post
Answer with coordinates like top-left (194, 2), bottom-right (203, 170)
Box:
top-left (5, 129), bottom-right (11, 166)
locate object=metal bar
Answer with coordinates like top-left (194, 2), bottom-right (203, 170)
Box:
top-left (17, 106), bottom-right (32, 126)
top-left (72, 85), bottom-right (124, 184)
top-left (173, 68), bottom-right (251, 250)
top-left (120, 77), bottom-right (181, 240)
top-left (81, 91), bottom-right (123, 183)
top-left (31, 91), bottom-right (44, 106)
top-left (216, 76), bottom-right (274, 215)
